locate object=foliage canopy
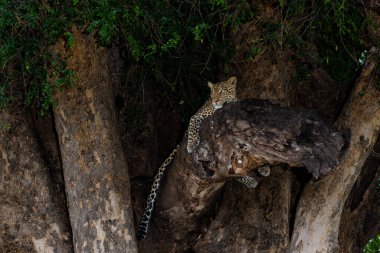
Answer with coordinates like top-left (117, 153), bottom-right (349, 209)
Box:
top-left (0, 0), bottom-right (370, 114)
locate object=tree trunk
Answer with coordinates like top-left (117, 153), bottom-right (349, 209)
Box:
top-left (1, 8), bottom-right (379, 253)
top-left (139, 99), bottom-right (345, 252)
top-left (289, 48), bottom-right (380, 253)
top-left (0, 108), bottom-right (73, 252)
top-left (338, 137), bottom-right (380, 253)
top-left (52, 28), bottom-right (138, 253)
top-left (193, 166), bottom-right (292, 253)
top-left (196, 48), bottom-right (298, 253)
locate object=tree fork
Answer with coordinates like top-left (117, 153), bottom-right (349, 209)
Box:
top-left (289, 48), bottom-right (380, 253)
top-left (142, 99), bottom-right (346, 252)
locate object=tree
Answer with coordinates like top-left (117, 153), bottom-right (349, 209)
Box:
top-left (1, 1), bottom-right (379, 253)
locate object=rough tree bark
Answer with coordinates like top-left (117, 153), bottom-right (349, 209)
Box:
top-left (52, 28), bottom-right (138, 253)
top-left (139, 100), bottom-right (345, 252)
top-left (218, 20), bottom-right (298, 253)
top-left (289, 48), bottom-right (380, 253)
top-left (0, 109), bottom-right (73, 252)
top-left (338, 136), bottom-right (380, 253)
top-left (193, 165), bottom-right (292, 253)
top-left (1, 11), bottom-right (378, 253)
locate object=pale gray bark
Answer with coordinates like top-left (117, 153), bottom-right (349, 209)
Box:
top-left (0, 110), bottom-right (73, 253)
top-left (52, 28), bottom-right (138, 253)
top-left (289, 48), bottom-right (380, 253)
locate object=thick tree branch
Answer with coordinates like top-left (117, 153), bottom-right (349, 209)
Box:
top-left (193, 100), bottom-right (345, 180)
top-left (289, 48), bottom-right (380, 253)
top-left (142, 99), bottom-right (345, 252)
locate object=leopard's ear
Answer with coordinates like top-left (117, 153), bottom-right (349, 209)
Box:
top-left (207, 82), bottom-right (214, 89)
top-left (227, 76), bottom-right (237, 86)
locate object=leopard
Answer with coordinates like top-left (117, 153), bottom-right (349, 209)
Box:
top-left (186, 76), bottom-right (238, 153)
top-left (136, 77), bottom-right (270, 240)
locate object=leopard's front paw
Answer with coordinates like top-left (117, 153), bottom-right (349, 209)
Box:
top-left (257, 166), bottom-right (270, 177)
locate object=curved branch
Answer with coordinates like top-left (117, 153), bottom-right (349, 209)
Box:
top-left (289, 48), bottom-right (380, 253)
top-left (141, 99), bottom-right (345, 252)
top-left (193, 100), bottom-right (345, 180)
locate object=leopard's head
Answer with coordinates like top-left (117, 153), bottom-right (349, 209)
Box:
top-left (208, 76), bottom-right (237, 110)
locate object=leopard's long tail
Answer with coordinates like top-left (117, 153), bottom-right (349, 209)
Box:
top-left (137, 145), bottom-right (179, 241)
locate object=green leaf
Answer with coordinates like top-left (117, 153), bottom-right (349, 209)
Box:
top-left (363, 235), bottom-right (380, 253)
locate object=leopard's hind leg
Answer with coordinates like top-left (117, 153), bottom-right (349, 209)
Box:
top-left (257, 166), bottom-right (270, 177)
top-left (235, 166), bottom-right (271, 188)
top-left (235, 175), bottom-right (258, 188)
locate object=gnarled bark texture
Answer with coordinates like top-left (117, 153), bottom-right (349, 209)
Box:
top-left (193, 166), bottom-right (292, 253)
top-left (205, 43), bottom-right (297, 252)
top-left (0, 109), bottom-right (73, 253)
top-left (1, 7), bottom-right (379, 253)
top-left (52, 28), bottom-right (138, 253)
top-left (139, 99), bottom-right (345, 252)
top-left (289, 48), bottom-right (380, 253)
top-left (338, 136), bottom-right (380, 253)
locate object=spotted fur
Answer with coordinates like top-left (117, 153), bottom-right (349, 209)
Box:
top-left (235, 166), bottom-right (271, 188)
top-left (137, 77), bottom-right (270, 240)
top-left (258, 166), bottom-right (270, 177)
top-left (137, 145), bottom-right (178, 241)
top-left (187, 77), bottom-right (238, 152)
top-left (235, 175), bottom-right (258, 188)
